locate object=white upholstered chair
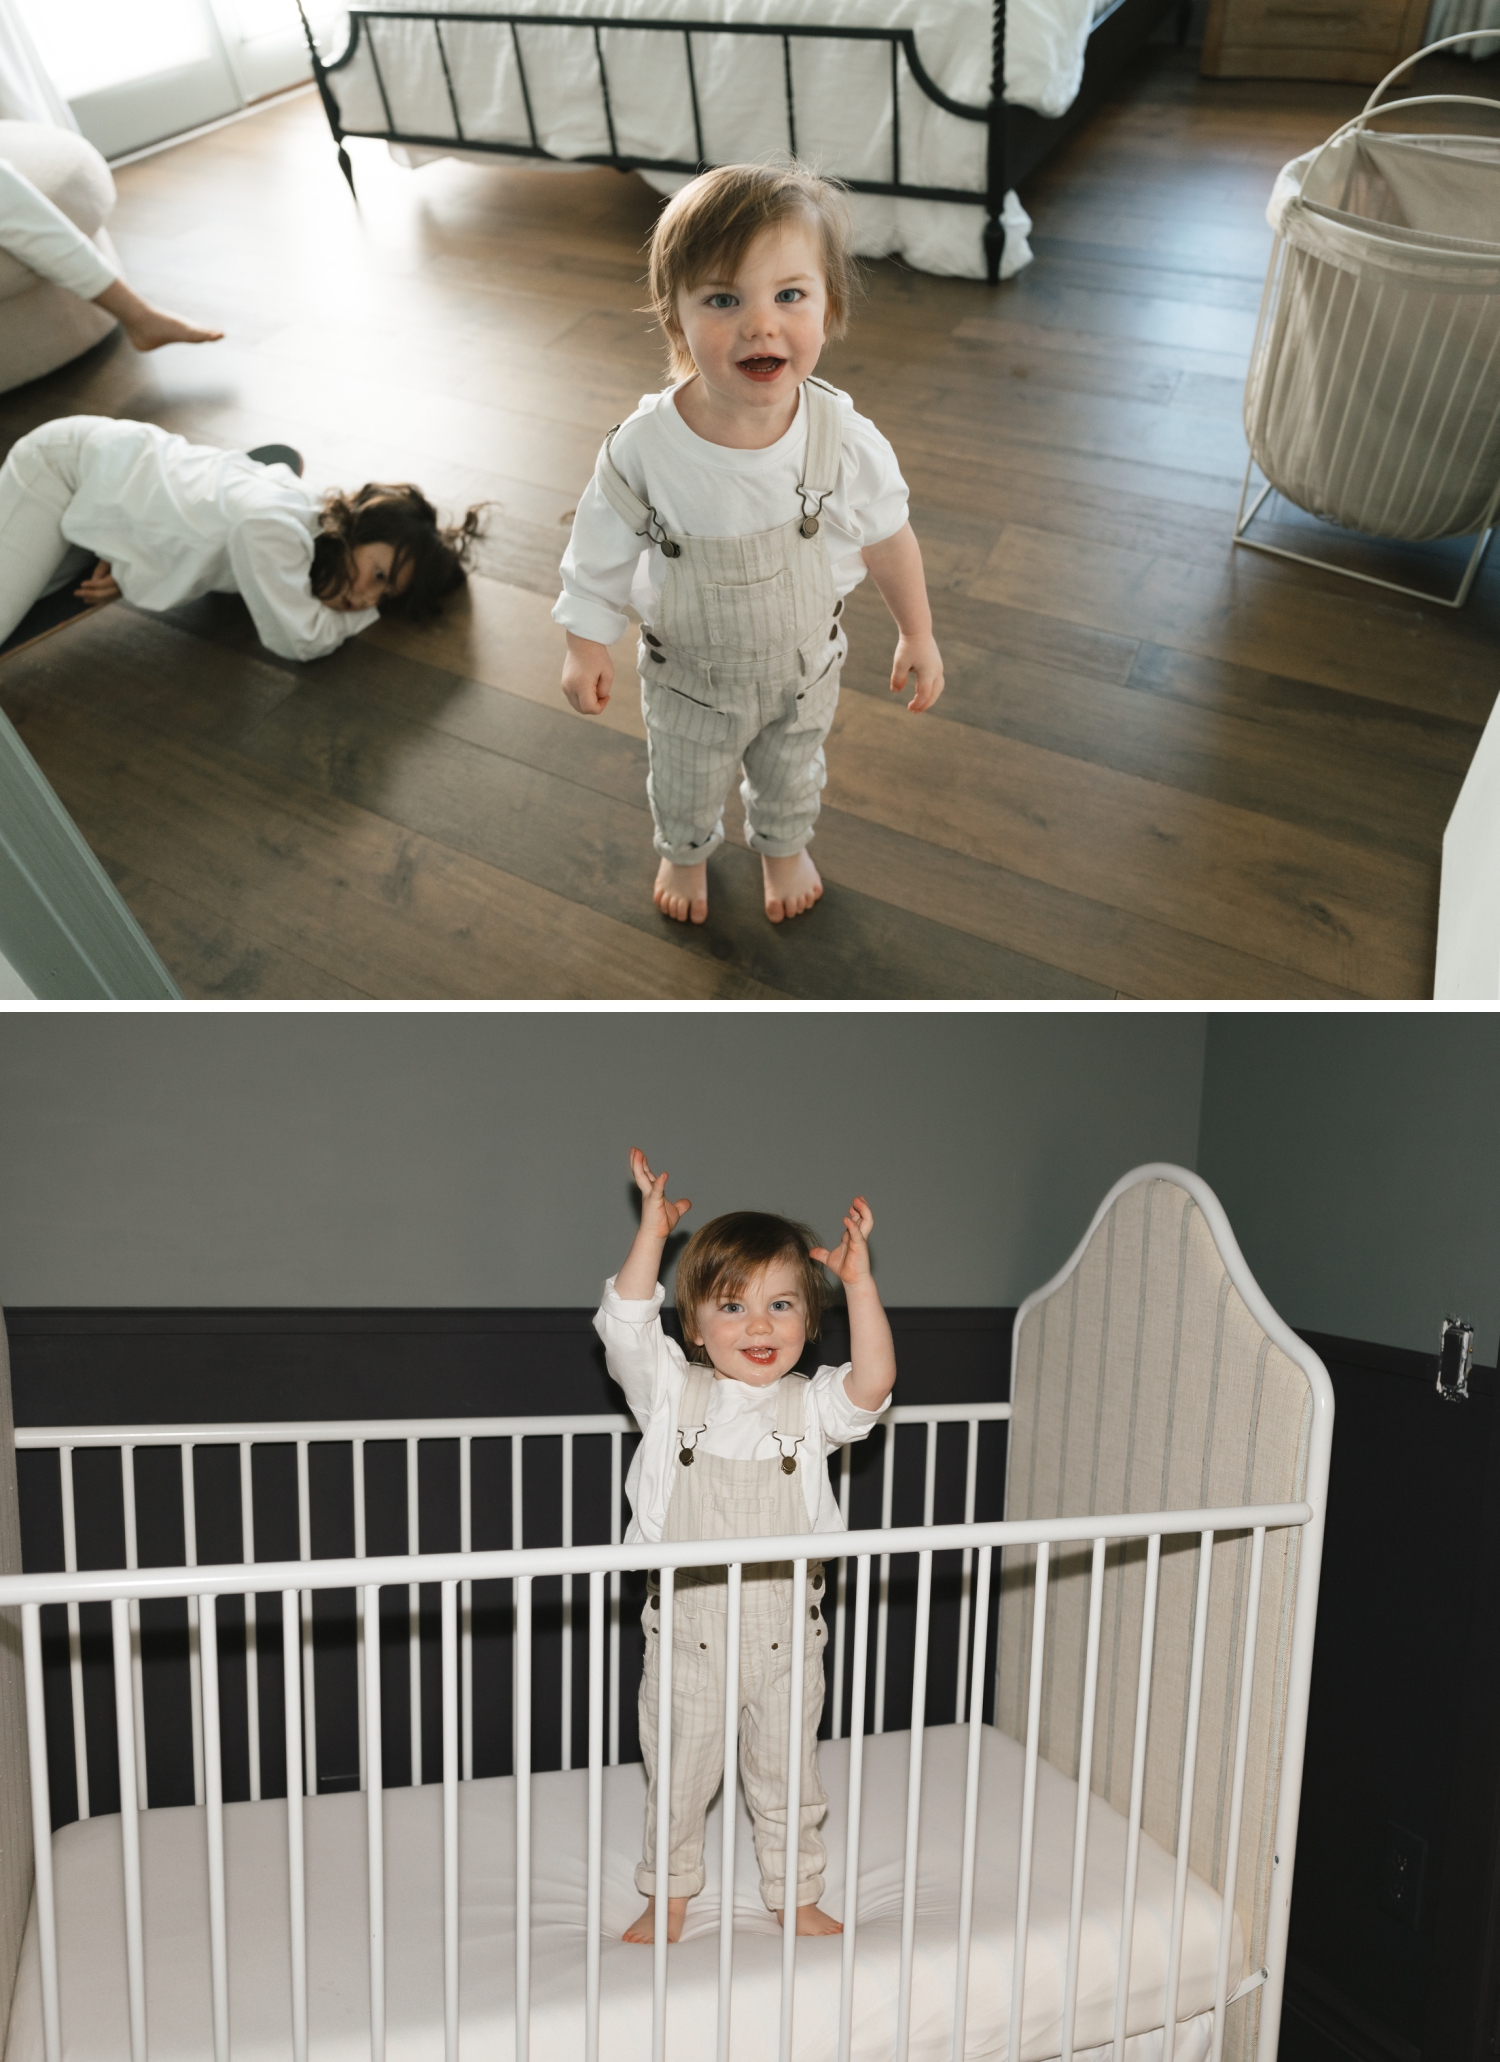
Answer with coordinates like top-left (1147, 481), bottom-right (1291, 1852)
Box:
top-left (0, 120), bottom-right (117, 393)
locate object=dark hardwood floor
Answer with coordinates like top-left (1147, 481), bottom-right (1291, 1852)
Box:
top-left (1, 47), bottom-right (1494, 998)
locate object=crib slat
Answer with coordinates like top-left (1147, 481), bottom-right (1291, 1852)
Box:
top-left (511, 1436), bottom-right (524, 1787)
top-left (837, 1554), bottom-right (872, 2062)
top-left (1060, 1538), bottom-right (1108, 2062)
top-left (199, 1594), bottom-right (229, 2062)
top-left (241, 1441), bottom-right (261, 1804)
top-left (609, 1431), bottom-right (622, 1770)
top-left (460, 1433), bottom-right (473, 1785)
top-left (1111, 1531), bottom-right (1163, 2060)
top-left (407, 1436), bottom-right (422, 1788)
top-left (652, 1568), bottom-right (674, 2062)
top-left (283, 1588), bottom-right (309, 2062)
top-left (111, 1594), bottom-right (147, 2062)
top-left (516, 1573), bottom-right (533, 2062)
top-left (562, 1432), bottom-right (574, 1773)
top-left (297, 1441), bottom-right (317, 1801)
top-left (1007, 1539), bottom-right (1051, 2062)
top-left (364, 1581), bottom-right (386, 2062)
top-left (585, 1570), bottom-right (605, 2062)
top-left (1162, 1532), bottom-right (1217, 2062)
top-left (779, 1555), bottom-right (809, 2062)
top-left (894, 1549), bottom-right (933, 2062)
top-left (954, 1420), bottom-right (980, 1724)
top-left (182, 1444), bottom-right (205, 1809)
top-left (950, 1545), bottom-right (994, 2062)
top-left (441, 1580), bottom-right (459, 2062)
top-left (717, 1562), bottom-right (742, 2062)
top-left (355, 1439), bottom-right (368, 1794)
top-left (1211, 1526), bottom-right (1266, 2062)
top-left (874, 1420), bottom-right (896, 1734)
top-left (22, 1603), bottom-right (62, 2062)
top-left (831, 1448), bottom-right (851, 1742)
top-left (59, 1446), bottom-right (89, 1821)
top-left (120, 1445), bottom-right (148, 1809)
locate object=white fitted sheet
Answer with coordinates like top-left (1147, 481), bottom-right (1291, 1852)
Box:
top-left (316, 0), bottom-right (1103, 277)
top-left (5, 1724), bottom-right (1247, 2062)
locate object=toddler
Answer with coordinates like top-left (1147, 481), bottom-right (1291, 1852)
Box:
top-left (0, 417), bottom-right (482, 663)
top-left (555, 164), bottom-right (944, 927)
top-left (596, 1146), bottom-right (896, 1944)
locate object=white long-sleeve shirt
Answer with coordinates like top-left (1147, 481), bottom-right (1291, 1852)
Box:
top-left (595, 1277), bottom-right (890, 1543)
top-left (553, 380), bottom-right (910, 648)
top-left (0, 158), bottom-right (116, 299)
top-left (59, 420), bottom-right (379, 663)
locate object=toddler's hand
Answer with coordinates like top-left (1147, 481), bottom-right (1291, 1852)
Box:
top-left (811, 1197), bottom-right (875, 1287)
top-left (890, 632), bottom-right (944, 713)
top-left (563, 632), bottom-right (614, 715)
top-left (75, 560), bottom-right (121, 605)
top-left (630, 1147), bottom-right (691, 1240)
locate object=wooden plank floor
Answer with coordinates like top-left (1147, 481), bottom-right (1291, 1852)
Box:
top-left (2, 47), bottom-right (1495, 998)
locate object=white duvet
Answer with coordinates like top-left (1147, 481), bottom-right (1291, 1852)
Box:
top-left (6, 1724), bottom-right (1251, 2062)
top-left (316, 0), bottom-right (1103, 277)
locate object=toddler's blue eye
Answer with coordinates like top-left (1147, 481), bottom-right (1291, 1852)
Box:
top-left (775, 289), bottom-right (804, 303)
top-left (707, 293), bottom-right (737, 309)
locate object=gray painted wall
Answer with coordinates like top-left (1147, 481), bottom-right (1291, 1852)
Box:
top-left (0, 1013), bottom-right (1206, 1308)
top-left (1198, 1014), bottom-right (1500, 1361)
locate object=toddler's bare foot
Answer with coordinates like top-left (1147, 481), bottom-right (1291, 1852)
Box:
top-left (654, 859), bottom-right (707, 925)
top-left (776, 1902), bottom-right (844, 1936)
top-left (762, 850), bottom-right (822, 923)
top-left (122, 308), bottom-right (223, 351)
top-left (623, 1895), bottom-right (689, 1943)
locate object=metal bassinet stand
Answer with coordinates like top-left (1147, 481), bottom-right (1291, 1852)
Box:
top-left (1234, 33), bottom-right (1500, 610)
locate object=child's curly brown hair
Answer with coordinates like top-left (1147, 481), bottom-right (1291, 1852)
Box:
top-left (311, 483), bottom-right (486, 620)
top-left (674, 1210), bottom-right (826, 1365)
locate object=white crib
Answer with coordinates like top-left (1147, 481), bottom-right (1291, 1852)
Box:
top-left (0, 1165), bottom-right (1332, 2062)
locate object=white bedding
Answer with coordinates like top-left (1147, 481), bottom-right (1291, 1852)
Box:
top-left (317, 0), bottom-right (1103, 278)
top-left (6, 1724), bottom-right (1248, 2062)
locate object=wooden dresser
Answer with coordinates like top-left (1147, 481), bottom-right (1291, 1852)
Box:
top-left (1201, 0), bottom-right (1431, 81)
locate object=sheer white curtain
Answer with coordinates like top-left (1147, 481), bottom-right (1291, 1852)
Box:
top-left (0, 0), bottom-right (76, 126)
top-left (1424, 0), bottom-right (1500, 60)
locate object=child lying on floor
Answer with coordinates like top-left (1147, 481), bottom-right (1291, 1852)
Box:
top-left (555, 162), bottom-right (945, 928)
top-left (596, 1147), bottom-right (895, 1944)
top-left (0, 416), bottom-right (483, 663)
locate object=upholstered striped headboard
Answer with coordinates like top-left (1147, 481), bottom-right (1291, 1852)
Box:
top-left (995, 1166), bottom-right (1332, 2062)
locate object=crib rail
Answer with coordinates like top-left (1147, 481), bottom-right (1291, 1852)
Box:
top-left (7, 1497), bottom-right (1303, 2062)
top-left (16, 1402), bottom-right (1009, 1819)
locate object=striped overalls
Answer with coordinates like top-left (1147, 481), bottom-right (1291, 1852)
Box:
top-left (637, 1368), bottom-right (830, 1910)
top-left (593, 378), bottom-right (848, 867)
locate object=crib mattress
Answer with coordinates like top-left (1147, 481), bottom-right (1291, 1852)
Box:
top-left (6, 1724), bottom-right (1247, 2062)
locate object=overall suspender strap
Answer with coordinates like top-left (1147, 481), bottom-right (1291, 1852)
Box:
top-left (796, 379), bottom-right (842, 535)
top-left (594, 429), bottom-right (682, 557)
top-left (772, 1374), bottom-right (809, 1470)
top-left (675, 1365), bottom-right (713, 1464)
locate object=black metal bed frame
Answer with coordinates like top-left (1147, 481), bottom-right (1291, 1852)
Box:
top-left (297, 0), bottom-right (1181, 285)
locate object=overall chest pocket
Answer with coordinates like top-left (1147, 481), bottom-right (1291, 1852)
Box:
top-left (703, 568), bottom-right (796, 650)
top-left (706, 1495), bottom-right (779, 1526)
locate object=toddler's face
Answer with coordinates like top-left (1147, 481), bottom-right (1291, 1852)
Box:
top-left (676, 217), bottom-right (828, 412)
top-left (691, 1261), bottom-right (808, 1387)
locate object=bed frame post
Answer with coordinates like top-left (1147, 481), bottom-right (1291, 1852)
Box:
top-left (296, 0), bottom-right (358, 197)
top-left (984, 0), bottom-right (1009, 285)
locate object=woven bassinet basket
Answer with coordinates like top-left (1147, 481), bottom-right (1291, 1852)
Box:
top-left (1244, 101), bottom-right (1500, 544)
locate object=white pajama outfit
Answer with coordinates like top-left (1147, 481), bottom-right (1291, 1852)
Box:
top-left (555, 379), bottom-right (908, 866)
top-left (595, 1279), bottom-right (888, 1909)
top-left (0, 159), bottom-right (116, 300)
top-left (0, 417), bottom-right (379, 661)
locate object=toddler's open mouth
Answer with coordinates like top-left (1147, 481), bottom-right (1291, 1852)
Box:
top-left (740, 1346), bottom-right (778, 1364)
top-left (737, 355), bottom-right (786, 381)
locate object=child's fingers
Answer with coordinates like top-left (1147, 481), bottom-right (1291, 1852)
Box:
top-left (907, 674), bottom-right (944, 713)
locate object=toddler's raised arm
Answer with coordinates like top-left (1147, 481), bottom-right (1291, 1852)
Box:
top-left (615, 1147), bottom-right (692, 1300)
top-left (812, 1198), bottom-right (896, 1413)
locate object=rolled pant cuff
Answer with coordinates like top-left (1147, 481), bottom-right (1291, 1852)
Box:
top-left (652, 830), bottom-right (724, 867)
top-left (743, 830), bottom-right (815, 860)
top-left (635, 1864), bottom-right (707, 1899)
top-left (761, 1877), bottom-right (826, 1911)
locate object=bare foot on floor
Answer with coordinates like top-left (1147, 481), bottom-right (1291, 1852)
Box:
top-left (654, 859), bottom-right (708, 924)
top-left (623, 1895), bottom-right (689, 1943)
top-left (776, 1902), bottom-right (844, 1936)
top-left (122, 309), bottom-right (224, 351)
top-left (762, 850), bottom-right (822, 923)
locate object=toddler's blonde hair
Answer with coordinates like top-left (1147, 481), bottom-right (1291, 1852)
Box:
top-left (645, 162), bottom-right (858, 384)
